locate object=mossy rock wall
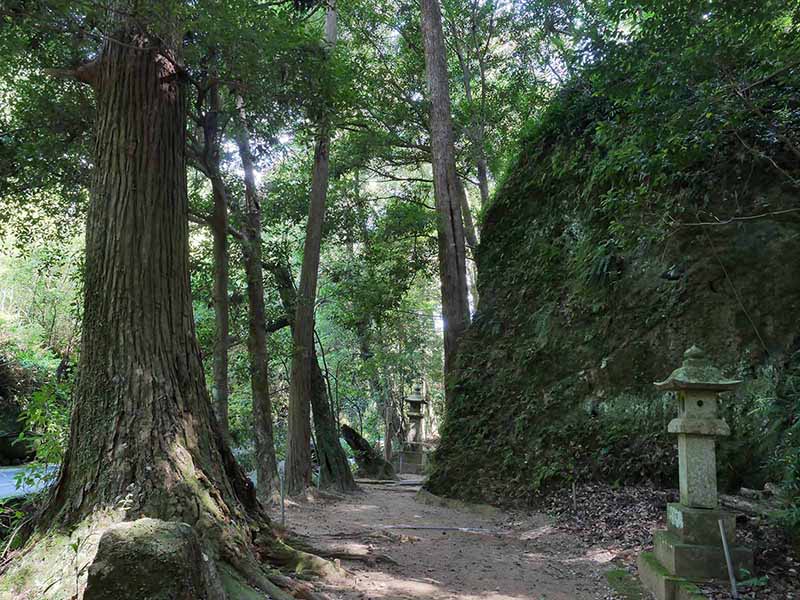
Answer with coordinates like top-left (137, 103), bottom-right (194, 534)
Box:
top-left (426, 52), bottom-right (800, 505)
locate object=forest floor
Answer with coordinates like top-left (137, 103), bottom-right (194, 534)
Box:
top-left (284, 477), bottom-right (620, 600)
top-left (282, 478), bottom-right (800, 600)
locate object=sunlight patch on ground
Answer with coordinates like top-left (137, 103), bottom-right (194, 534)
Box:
top-left (341, 569), bottom-right (536, 600)
top-left (519, 524), bottom-right (556, 540)
top-left (570, 547), bottom-right (616, 564)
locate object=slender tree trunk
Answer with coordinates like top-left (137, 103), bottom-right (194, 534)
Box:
top-left (206, 83), bottom-right (231, 444)
top-left (449, 16), bottom-right (492, 209)
top-left (235, 97), bottom-right (279, 501)
top-left (355, 319), bottom-right (388, 460)
top-left (475, 156), bottom-right (490, 206)
top-left (211, 179), bottom-right (230, 442)
top-left (459, 183), bottom-right (480, 306)
top-left (43, 18), bottom-right (263, 568)
top-left (285, 5), bottom-right (338, 496)
top-left (420, 0), bottom-right (471, 405)
top-left (268, 262), bottom-right (356, 492)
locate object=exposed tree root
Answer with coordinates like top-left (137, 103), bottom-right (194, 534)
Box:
top-left (256, 533), bottom-right (341, 578)
top-left (0, 505), bottom-right (339, 600)
top-left (281, 533), bottom-right (398, 567)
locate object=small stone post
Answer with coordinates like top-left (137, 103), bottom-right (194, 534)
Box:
top-left (638, 346), bottom-right (753, 600)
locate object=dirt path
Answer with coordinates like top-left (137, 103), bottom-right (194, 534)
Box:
top-left (284, 479), bottom-right (618, 600)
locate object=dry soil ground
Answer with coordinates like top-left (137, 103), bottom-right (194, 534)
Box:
top-left (283, 478), bottom-right (619, 600)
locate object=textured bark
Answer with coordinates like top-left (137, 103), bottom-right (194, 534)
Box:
top-left (43, 21), bottom-right (259, 557)
top-left (420, 0), bottom-right (472, 405)
top-left (267, 262), bottom-right (357, 493)
top-left (310, 345), bottom-right (357, 492)
top-left (208, 84), bottom-right (231, 444)
top-left (211, 181), bottom-right (230, 443)
top-left (285, 131), bottom-right (328, 495)
top-left (285, 5), bottom-right (338, 496)
top-left (459, 183), bottom-right (480, 306)
top-left (235, 97), bottom-right (279, 501)
top-left (460, 187), bottom-right (479, 253)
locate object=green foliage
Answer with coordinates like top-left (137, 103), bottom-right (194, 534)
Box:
top-left (15, 383), bottom-right (70, 475)
top-left (428, 2), bottom-right (800, 510)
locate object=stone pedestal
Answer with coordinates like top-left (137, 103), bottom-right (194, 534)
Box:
top-left (639, 347), bottom-right (753, 600)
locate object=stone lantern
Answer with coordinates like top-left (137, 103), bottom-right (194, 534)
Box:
top-left (399, 383), bottom-right (425, 474)
top-left (639, 346), bottom-right (753, 600)
top-left (406, 383), bottom-right (425, 445)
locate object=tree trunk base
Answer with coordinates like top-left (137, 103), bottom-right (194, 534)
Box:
top-left (0, 507), bottom-right (336, 600)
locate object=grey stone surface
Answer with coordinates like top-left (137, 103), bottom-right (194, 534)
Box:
top-left (654, 530), bottom-right (753, 581)
top-left (638, 552), bottom-right (707, 600)
top-left (84, 518), bottom-right (225, 600)
top-left (640, 347), bottom-right (754, 596)
top-left (666, 503), bottom-right (736, 546)
top-left (677, 435), bottom-right (718, 509)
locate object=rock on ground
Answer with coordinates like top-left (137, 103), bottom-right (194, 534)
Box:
top-left (84, 518), bottom-right (225, 600)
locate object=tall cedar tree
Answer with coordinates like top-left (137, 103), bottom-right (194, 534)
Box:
top-left (235, 96), bottom-right (281, 500)
top-left (269, 260), bottom-right (357, 492)
top-left (32, 9), bottom-right (322, 598)
top-left (285, 5), bottom-right (347, 495)
top-left (419, 0), bottom-right (471, 404)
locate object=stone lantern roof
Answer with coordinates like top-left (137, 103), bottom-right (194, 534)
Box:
top-left (654, 345), bottom-right (742, 392)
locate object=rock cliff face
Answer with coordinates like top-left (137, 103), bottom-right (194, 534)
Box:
top-left (426, 80), bottom-right (800, 505)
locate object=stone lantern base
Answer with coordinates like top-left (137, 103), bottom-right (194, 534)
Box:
top-left (638, 503), bottom-right (753, 600)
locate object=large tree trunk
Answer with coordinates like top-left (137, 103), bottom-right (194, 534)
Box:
top-left (7, 15), bottom-right (333, 600)
top-left (284, 131), bottom-right (328, 495)
top-left (285, 5), bottom-right (338, 496)
top-left (235, 97), bottom-right (280, 501)
top-left (45, 19), bottom-right (255, 538)
top-left (30, 22), bottom-right (324, 600)
top-left (267, 262), bottom-right (357, 493)
top-left (420, 0), bottom-right (471, 405)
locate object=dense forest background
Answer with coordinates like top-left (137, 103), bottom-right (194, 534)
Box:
top-left (0, 0), bottom-right (798, 584)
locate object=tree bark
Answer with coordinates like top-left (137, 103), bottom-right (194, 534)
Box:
top-left (420, 0), bottom-right (472, 405)
top-left (211, 181), bottom-right (231, 443)
top-left (235, 97), bottom-right (280, 501)
top-left (459, 182), bottom-right (480, 306)
top-left (206, 82), bottom-right (232, 445)
top-left (42, 18), bottom-right (264, 568)
top-left (285, 5), bottom-right (338, 496)
top-left (267, 261), bottom-right (357, 492)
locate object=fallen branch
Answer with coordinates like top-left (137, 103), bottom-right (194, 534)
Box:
top-left (314, 549), bottom-right (398, 566)
top-left (671, 207), bottom-right (800, 228)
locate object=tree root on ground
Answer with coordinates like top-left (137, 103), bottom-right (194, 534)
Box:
top-left (0, 510), bottom-right (339, 600)
top-left (281, 533), bottom-right (398, 567)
